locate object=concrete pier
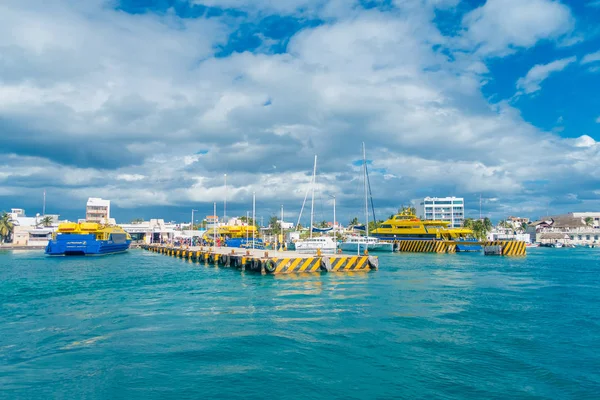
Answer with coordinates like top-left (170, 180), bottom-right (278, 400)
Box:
top-left (143, 245), bottom-right (379, 275)
top-left (391, 240), bottom-right (526, 256)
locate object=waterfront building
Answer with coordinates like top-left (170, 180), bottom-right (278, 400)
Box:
top-left (8, 208), bottom-right (60, 247)
top-left (506, 216), bottom-right (530, 228)
top-left (527, 215), bottom-right (600, 245)
top-left (86, 198), bottom-right (110, 223)
top-left (277, 220), bottom-right (295, 230)
top-left (120, 219), bottom-right (178, 244)
top-left (414, 197), bottom-right (464, 228)
top-left (568, 212), bottom-right (600, 228)
top-left (205, 215), bottom-right (219, 229)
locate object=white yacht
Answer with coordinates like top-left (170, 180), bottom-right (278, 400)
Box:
top-left (294, 236), bottom-right (337, 254)
top-left (289, 155), bottom-right (338, 255)
top-left (340, 235), bottom-right (393, 253)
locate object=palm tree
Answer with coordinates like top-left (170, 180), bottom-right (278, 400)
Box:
top-left (585, 217), bottom-right (594, 226)
top-left (0, 212), bottom-right (15, 243)
top-left (349, 217), bottom-right (359, 226)
top-left (482, 217), bottom-right (492, 232)
top-left (399, 205), bottom-right (416, 215)
top-left (40, 216), bottom-right (53, 227)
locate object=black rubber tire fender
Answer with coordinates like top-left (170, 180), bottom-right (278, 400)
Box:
top-left (264, 259), bottom-right (276, 273)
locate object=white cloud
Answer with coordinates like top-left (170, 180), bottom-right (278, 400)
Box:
top-left (117, 174), bottom-right (146, 182)
top-left (596, 116), bottom-right (600, 123)
top-left (516, 56), bottom-right (577, 94)
top-left (0, 0), bottom-right (598, 221)
top-left (462, 0), bottom-right (574, 56)
top-left (581, 50), bottom-right (600, 65)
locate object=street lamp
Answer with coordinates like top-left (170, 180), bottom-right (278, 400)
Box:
top-left (327, 194), bottom-right (336, 243)
top-left (191, 209), bottom-right (198, 231)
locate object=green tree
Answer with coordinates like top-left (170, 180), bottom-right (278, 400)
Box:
top-left (462, 218), bottom-right (492, 240)
top-left (585, 217), bottom-right (594, 226)
top-left (296, 222), bottom-right (303, 230)
top-left (269, 215), bottom-right (281, 234)
top-left (349, 217), bottom-right (359, 226)
top-left (368, 220), bottom-right (384, 232)
top-left (40, 216), bottom-right (54, 227)
top-left (520, 222), bottom-right (528, 231)
top-left (482, 217), bottom-right (492, 232)
top-left (399, 205), bottom-right (416, 215)
top-left (131, 218), bottom-right (144, 224)
top-left (0, 212), bottom-right (15, 243)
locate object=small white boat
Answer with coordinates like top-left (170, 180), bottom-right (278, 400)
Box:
top-left (553, 242), bottom-right (563, 248)
top-left (340, 236), bottom-right (393, 253)
top-left (294, 236), bottom-right (337, 254)
top-left (525, 243), bottom-right (540, 248)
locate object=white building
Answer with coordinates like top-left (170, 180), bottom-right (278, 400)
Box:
top-left (415, 197), bottom-right (465, 228)
top-left (277, 220), bottom-right (295, 230)
top-left (86, 198), bottom-right (110, 223)
top-left (568, 212), bottom-right (600, 228)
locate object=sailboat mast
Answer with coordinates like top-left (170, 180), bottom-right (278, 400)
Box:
top-left (310, 155), bottom-right (317, 239)
top-left (363, 143), bottom-right (369, 238)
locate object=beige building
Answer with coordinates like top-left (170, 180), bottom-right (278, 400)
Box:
top-left (528, 215), bottom-right (600, 245)
top-left (86, 198), bottom-right (110, 222)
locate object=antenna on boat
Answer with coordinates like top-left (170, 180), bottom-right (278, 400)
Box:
top-left (310, 155), bottom-right (317, 240)
top-left (252, 192), bottom-right (256, 249)
top-left (363, 143), bottom-right (369, 240)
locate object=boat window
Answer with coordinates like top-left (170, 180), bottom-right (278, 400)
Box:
top-left (380, 224), bottom-right (392, 229)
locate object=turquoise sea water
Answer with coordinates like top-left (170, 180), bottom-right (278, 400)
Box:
top-left (1, 248), bottom-right (599, 399)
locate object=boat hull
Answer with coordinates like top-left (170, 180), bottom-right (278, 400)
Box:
top-left (294, 243), bottom-right (337, 254)
top-left (340, 242), bottom-right (393, 253)
top-left (45, 234), bottom-right (131, 256)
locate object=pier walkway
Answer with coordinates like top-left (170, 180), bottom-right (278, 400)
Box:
top-left (143, 245), bottom-right (379, 275)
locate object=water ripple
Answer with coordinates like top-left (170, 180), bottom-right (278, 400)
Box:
top-left (0, 249), bottom-right (599, 398)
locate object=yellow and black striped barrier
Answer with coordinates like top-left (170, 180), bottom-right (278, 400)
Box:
top-left (482, 241), bottom-right (526, 256)
top-left (394, 241), bottom-right (453, 254)
top-left (328, 256), bottom-right (372, 272)
top-left (392, 240), bottom-right (525, 256)
top-left (142, 245), bottom-right (379, 274)
top-left (270, 257), bottom-right (322, 274)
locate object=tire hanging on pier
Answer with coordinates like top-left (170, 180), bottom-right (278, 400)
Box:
top-left (264, 259), bottom-right (276, 273)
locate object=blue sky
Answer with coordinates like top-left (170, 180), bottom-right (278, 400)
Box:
top-left (1, 0), bottom-right (600, 224)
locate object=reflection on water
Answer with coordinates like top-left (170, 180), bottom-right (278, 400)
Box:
top-left (0, 249), bottom-right (599, 399)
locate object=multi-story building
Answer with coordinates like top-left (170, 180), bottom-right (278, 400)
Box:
top-left (86, 198), bottom-right (110, 223)
top-left (415, 196), bottom-right (464, 228)
top-left (568, 212), bottom-right (600, 228)
top-left (527, 215), bottom-right (600, 245)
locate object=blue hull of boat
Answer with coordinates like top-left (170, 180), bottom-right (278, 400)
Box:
top-left (45, 234), bottom-right (131, 256)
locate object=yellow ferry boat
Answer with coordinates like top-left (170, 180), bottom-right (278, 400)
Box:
top-left (370, 212), bottom-right (474, 241)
